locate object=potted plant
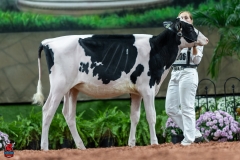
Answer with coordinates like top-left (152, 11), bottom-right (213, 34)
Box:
top-left (156, 110), bottom-right (168, 144)
top-left (25, 109), bottom-right (42, 150)
top-left (164, 117), bottom-right (183, 144)
top-left (56, 113), bottom-right (75, 149)
top-left (135, 111), bottom-right (151, 146)
top-left (0, 117), bottom-right (16, 148)
top-left (48, 113), bottom-right (74, 149)
top-left (113, 111), bottom-right (130, 147)
top-left (75, 111), bottom-right (93, 148)
top-left (0, 131), bottom-right (10, 150)
top-left (4, 108), bottom-right (41, 150)
top-left (196, 110), bottom-right (240, 142)
top-left (88, 107), bottom-right (126, 148)
top-left (133, 109), bottom-right (167, 146)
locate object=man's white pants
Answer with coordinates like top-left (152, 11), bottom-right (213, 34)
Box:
top-left (165, 68), bottom-right (201, 143)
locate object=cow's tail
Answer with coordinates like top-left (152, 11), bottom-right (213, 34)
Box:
top-left (32, 43), bottom-right (45, 106)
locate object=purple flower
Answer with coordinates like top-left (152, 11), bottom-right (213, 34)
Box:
top-left (205, 130), bottom-right (210, 136)
top-left (171, 130), bottom-right (177, 135)
top-left (0, 131), bottom-right (10, 150)
top-left (213, 130), bottom-right (221, 137)
top-left (165, 117), bottom-right (183, 137)
top-left (211, 125), bottom-right (218, 130)
top-left (196, 110), bottom-right (240, 141)
top-left (218, 118), bottom-right (223, 124)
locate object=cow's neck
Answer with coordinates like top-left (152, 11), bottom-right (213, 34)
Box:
top-left (148, 30), bottom-right (180, 88)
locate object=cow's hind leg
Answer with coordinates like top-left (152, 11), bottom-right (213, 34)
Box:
top-left (142, 91), bottom-right (158, 145)
top-left (62, 88), bottom-right (86, 150)
top-left (41, 90), bottom-right (65, 150)
top-left (128, 94), bottom-right (142, 147)
top-left (41, 79), bottom-right (72, 151)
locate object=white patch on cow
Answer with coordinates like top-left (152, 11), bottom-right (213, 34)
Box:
top-left (194, 29), bottom-right (208, 46)
top-left (179, 37), bottom-right (195, 49)
top-left (94, 62), bottom-right (103, 66)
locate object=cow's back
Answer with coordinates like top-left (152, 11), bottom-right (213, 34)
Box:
top-left (76, 34), bottom-right (153, 98)
top-left (42, 34), bottom-right (155, 98)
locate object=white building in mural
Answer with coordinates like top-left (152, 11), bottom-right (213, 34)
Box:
top-left (17, 0), bottom-right (173, 15)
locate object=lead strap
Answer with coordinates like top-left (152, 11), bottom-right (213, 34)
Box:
top-left (187, 47), bottom-right (191, 66)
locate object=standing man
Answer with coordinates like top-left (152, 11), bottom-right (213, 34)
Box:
top-left (165, 11), bottom-right (208, 146)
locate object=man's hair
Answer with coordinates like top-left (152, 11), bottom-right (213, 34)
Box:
top-left (178, 11), bottom-right (193, 20)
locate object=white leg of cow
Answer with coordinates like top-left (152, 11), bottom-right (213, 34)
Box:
top-left (142, 91), bottom-right (158, 145)
top-left (128, 94), bottom-right (142, 147)
top-left (62, 88), bottom-right (86, 150)
top-left (41, 93), bottom-right (52, 150)
top-left (41, 81), bottom-right (70, 151)
top-left (41, 91), bottom-right (64, 150)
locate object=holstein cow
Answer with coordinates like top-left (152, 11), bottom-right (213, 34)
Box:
top-left (32, 18), bottom-right (208, 150)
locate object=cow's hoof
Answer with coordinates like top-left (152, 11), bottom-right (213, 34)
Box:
top-left (151, 140), bottom-right (158, 145)
top-left (77, 146), bottom-right (86, 150)
top-left (128, 145), bottom-right (135, 148)
top-left (128, 140), bottom-right (136, 147)
top-left (128, 142), bottom-right (136, 147)
top-left (41, 148), bottom-right (49, 151)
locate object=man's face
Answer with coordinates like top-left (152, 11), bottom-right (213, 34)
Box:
top-left (178, 12), bottom-right (193, 24)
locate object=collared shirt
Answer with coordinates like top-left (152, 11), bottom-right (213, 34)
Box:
top-left (173, 46), bottom-right (203, 66)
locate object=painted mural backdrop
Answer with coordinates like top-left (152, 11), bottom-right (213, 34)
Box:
top-left (0, 0), bottom-right (218, 32)
top-left (2, 0), bottom-right (239, 104)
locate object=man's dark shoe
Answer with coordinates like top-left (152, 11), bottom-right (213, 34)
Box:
top-left (194, 136), bottom-right (204, 143)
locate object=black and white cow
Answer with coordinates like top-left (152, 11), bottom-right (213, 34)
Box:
top-left (32, 18), bottom-right (208, 150)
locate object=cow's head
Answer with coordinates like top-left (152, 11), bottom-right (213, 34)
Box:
top-left (163, 18), bottom-right (208, 49)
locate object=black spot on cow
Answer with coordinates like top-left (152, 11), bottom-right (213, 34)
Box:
top-left (130, 64), bottom-right (144, 84)
top-left (79, 35), bottom-right (138, 84)
top-left (43, 45), bottom-right (54, 74)
top-left (148, 29), bottom-right (180, 88)
top-left (79, 62), bottom-right (89, 74)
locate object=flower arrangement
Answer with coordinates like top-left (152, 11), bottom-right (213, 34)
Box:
top-left (163, 117), bottom-right (183, 137)
top-left (0, 131), bottom-right (10, 150)
top-left (196, 110), bottom-right (240, 142)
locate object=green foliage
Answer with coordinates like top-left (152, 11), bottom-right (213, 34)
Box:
top-left (0, 99), bottom-right (165, 122)
top-left (5, 108), bottom-right (42, 149)
top-left (86, 107), bottom-right (130, 147)
top-left (0, 104), bottom-right (168, 150)
top-left (0, 4), bottom-right (200, 32)
top-left (75, 111), bottom-right (91, 147)
top-left (49, 113), bottom-right (71, 149)
top-left (0, 117), bottom-right (17, 142)
top-left (193, 0), bottom-right (240, 79)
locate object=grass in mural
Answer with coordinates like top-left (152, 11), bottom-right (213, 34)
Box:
top-left (0, 1), bottom-right (216, 32)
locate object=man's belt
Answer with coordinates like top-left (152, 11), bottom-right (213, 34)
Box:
top-left (172, 65), bottom-right (197, 71)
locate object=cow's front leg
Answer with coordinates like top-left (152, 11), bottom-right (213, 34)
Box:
top-left (62, 88), bottom-right (86, 150)
top-left (142, 90), bottom-right (158, 145)
top-left (128, 94), bottom-right (142, 147)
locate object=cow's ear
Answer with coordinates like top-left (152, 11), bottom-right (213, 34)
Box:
top-left (163, 21), bottom-right (173, 30)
